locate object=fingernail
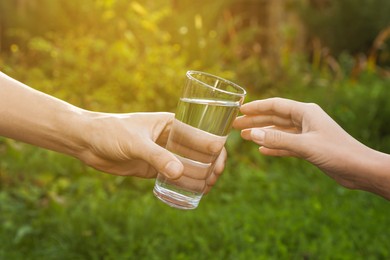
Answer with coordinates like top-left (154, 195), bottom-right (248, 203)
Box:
top-left (164, 161), bottom-right (183, 179)
top-left (251, 129), bottom-right (265, 143)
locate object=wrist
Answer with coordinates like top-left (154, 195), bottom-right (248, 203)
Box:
top-left (358, 147), bottom-right (390, 200)
top-left (47, 105), bottom-right (91, 158)
top-left (339, 140), bottom-right (390, 200)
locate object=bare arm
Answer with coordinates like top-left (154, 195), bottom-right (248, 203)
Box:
top-left (0, 72), bottom-right (191, 179)
top-left (233, 97), bottom-right (390, 200)
top-left (0, 72), bottom-right (87, 156)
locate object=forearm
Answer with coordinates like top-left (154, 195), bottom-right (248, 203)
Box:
top-left (0, 72), bottom-right (87, 157)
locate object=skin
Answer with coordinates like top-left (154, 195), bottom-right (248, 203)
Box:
top-left (0, 72), bottom-right (226, 192)
top-left (233, 97), bottom-right (390, 200)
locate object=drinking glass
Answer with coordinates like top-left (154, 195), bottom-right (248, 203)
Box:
top-left (153, 71), bottom-right (246, 209)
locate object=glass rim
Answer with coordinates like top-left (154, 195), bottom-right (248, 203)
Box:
top-left (186, 70), bottom-right (246, 97)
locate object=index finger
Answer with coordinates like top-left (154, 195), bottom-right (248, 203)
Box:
top-left (240, 97), bottom-right (305, 118)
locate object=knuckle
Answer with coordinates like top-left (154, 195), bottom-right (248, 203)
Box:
top-left (305, 102), bottom-right (320, 111)
top-left (265, 131), bottom-right (283, 147)
top-left (207, 140), bottom-right (224, 154)
top-left (148, 149), bottom-right (164, 164)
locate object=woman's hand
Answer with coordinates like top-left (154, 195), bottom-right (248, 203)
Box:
top-left (233, 97), bottom-right (390, 199)
top-left (78, 112), bottom-right (182, 179)
top-left (77, 112), bottom-right (227, 187)
top-left (79, 112), bottom-right (226, 190)
top-left (0, 72), bottom-right (226, 188)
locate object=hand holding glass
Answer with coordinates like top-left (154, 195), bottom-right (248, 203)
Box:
top-left (153, 71), bottom-right (246, 210)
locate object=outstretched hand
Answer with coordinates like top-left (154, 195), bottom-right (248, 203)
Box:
top-left (79, 112), bottom-right (226, 190)
top-left (233, 97), bottom-right (384, 190)
top-left (78, 112), bottom-right (182, 178)
top-left (1, 72), bottom-right (226, 192)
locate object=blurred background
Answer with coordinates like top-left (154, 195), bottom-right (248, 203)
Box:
top-left (1, 0), bottom-right (390, 259)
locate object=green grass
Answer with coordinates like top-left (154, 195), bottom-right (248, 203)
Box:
top-left (1, 135), bottom-right (390, 260)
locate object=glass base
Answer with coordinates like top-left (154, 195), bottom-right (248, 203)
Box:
top-left (153, 185), bottom-right (201, 210)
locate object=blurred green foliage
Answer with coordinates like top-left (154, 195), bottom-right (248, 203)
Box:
top-left (1, 0), bottom-right (190, 112)
top-left (1, 0), bottom-right (390, 259)
top-left (301, 0), bottom-right (390, 57)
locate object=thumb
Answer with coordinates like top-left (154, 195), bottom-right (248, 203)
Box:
top-left (250, 128), bottom-right (302, 152)
top-left (139, 140), bottom-right (184, 179)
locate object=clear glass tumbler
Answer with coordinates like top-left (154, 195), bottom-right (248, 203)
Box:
top-left (153, 71), bottom-right (246, 209)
